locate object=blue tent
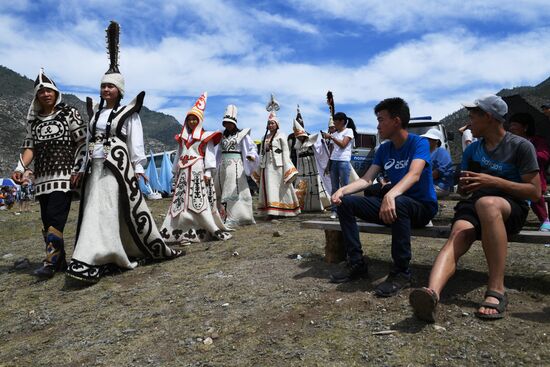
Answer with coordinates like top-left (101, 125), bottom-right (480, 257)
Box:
top-left (146, 151), bottom-right (162, 192)
top-left (158, 151), bottom-right (173, 194)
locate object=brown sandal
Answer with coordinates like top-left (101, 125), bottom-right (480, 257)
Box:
top-left (409, 287), bottom-right (439, 323)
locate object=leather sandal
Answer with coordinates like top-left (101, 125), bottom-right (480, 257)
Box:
top-left (474, 290), bottom-right (508, 320)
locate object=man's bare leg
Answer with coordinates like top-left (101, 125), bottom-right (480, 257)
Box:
top-left (474, 196), bottom-right (512, 316)
top-left (428, 220), bottom-right (477, 296)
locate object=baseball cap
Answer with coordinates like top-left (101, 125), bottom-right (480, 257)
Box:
top-left (421, 128), bottom-right (444, 143)
top-left (462, 95), bottom-right (508, 122)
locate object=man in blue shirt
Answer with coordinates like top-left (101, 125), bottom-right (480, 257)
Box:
top-left (410, 95), bottom-right (540, 322)
top-left (331, 97), bottom-right (437, 297)
top-left (421, 128), bottom-right (454, 198)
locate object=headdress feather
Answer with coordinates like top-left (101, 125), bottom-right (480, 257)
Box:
top-left (105, 21), bottom-right (120, 74)
top-left (326, 91), bottom-right (335, 118)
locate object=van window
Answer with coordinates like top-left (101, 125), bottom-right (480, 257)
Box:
top-left (355, 133), bottom-right (377, 149)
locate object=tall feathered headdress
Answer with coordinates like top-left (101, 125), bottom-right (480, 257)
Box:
top-left (101, 20), bottom-right (125, 96)
top-left (266, 93), bottom-right (280, 127)
top-left (326, 91), bottom-right (335, 128)
top-left (105, 21), bottom-right (120, 74)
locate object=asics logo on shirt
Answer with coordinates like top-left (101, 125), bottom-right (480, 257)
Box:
top-left (481, 156), bottom-right (502, 172)
top-left (384, 158), bottom-right (409, 170)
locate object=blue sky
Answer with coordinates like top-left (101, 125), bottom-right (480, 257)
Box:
top-left (1, 0), bottom-right (550, 140)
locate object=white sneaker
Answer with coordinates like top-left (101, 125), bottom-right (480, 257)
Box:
top-left (330, 213), bottom-right (337, 219)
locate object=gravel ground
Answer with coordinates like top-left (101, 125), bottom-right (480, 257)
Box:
top-left (0, 198), bottom-right (549, 367)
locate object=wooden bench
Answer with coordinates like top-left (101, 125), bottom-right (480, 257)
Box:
top-left (301, 220), bottom-right (550, 263)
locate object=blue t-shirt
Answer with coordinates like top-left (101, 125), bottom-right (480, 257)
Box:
top-left (461, 132), bottom-right (538, 199)
top-left (431, 147), bottom-right (454, 191)
top-left (373, 134), bottom-right (438, 216)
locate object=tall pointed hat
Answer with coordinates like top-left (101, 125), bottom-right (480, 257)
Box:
top-left (100, 21), bottom-right (125, 97)
top-left (27, 68), bottom-right (62, 120)
top-left (180, 92), bottom-right (208, 141)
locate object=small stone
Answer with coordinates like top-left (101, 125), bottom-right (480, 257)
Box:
top-left (433, 325), bottom-right (446, 332)
top-left (196, 337), bottom-right (203, 342)
top-left (271, 219), bottom-right (281, 224)
top-left (203, 337), bottom-right (213, 345)
top-left (295, 255), bottom-right (303, 260)
top-left (2, 253), bottom-right (14, 259)
top-left (335, 298), bottom-right (343, 303)
top-left (232, 251), bottom-right (239, 257)
top-left (462, 312), bottom-right (469, 317)
top-left (222, 303), bottom-right (229, 307)
top-left (206, 327), bottom-right (215, 333)
top-left (14, 212), bottom-right (21, 216)
top-left (122, 329), bottom-right (137, 334)
top-left (211, 332), bottom-right (220, 339)
top-left (273, 231), bottom-right (283, 237)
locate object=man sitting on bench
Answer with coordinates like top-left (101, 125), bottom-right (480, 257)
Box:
top-left (330, 97), bottom-right (438, 297)
top-left (409, 95), bottom-right (540, 321)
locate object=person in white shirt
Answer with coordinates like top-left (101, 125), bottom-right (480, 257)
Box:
top-left (459, 124), bottom-right (476, 151)
top-left (322, 112), bottom-right (357, 218)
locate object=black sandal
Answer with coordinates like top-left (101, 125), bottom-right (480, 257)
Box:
top-left (409, 287), bottom-right (439, 323)
top-left (474, 290), bottom-right (508, 320)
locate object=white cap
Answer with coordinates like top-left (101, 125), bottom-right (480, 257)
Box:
top-left (462, 95), bottom-right (508, 122)
top-left (421, 128), bottom-right (444, 144)
top-left (101, 73), bottom-right (125, 97)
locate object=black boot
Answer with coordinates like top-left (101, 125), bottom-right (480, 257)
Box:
top-left (33, 227), bottom-right (66, 279)
top-left (330, 262), bottom-right (369, 283)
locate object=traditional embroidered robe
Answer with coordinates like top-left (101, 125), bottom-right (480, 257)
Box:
top-left (214, 128), bottom-right (258, 227)
top-left (252, 131), bottom-right (300, 217)
top-left (66, 92), bottom-right (182, 283)
top-left (293, 134), bottom-right (331, 212)
top-left (160, 126), bottom-right (233, 243)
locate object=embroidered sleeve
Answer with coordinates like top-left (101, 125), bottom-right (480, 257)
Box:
top-left (21, 120), bottom-right (34, 150)
top-left (69, 108), bottom-right (87, 173)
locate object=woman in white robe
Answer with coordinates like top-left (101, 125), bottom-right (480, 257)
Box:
top-left (252, 110), bottom-right (300, 218)
top-left (215, 105), bottom-right (258, 227)
top-left (160, 92), bottom-right (233, 243)
top-left (67, 25), bottom-right (181, 284)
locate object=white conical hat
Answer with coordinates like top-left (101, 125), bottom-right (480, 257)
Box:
top-left (293, 119), bottom-right (307, 138)
top-left (222, 104), bottom-right (238, 126)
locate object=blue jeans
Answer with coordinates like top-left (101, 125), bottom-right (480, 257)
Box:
top-left (337, 195), bottom-right (434, 273)
top-left (330, 160), bottom-right (351, 212)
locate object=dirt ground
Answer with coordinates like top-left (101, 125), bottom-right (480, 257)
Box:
top-left (0, 198), bottom-right (549, 367)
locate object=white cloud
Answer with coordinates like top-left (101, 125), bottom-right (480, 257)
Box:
top-left (251, 10), bottom-right (319, 34)
top-left (289, 0), bottom-right (550, 33)
top-left (1, 1), bottom-right (550, 142)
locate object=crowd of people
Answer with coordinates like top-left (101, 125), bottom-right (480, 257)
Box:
top-left (8, 21), bottom-right (550, 323)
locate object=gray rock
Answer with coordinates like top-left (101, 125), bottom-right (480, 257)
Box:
top-left (273, 231), bottom-right (283, 237)
top-left (2, 253), bottom-right (14, 259)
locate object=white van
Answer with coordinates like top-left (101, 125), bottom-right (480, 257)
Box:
top-left (351, 129), bottom-right (378, 177)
